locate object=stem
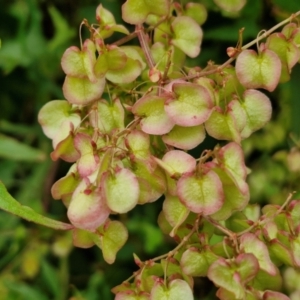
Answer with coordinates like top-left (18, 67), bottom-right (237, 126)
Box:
top-left (152, 223), bottom-right (197, 263)
top-left (123, 271), bottom-right (140, 284)
top-left (162, 49), bottom-right (173, 82)
top-left (241, 11), bottom-right (300, 50)
top-left (112, 17), bottom-right (168, 47)
top-left (79, 21), bottom-right (85, 49)
top-left (205, 216), bottom-right (236, 239)
top-left (122, 216), bottom-right (200, 283)
top-left (182, 10), bottom-right (300, 81)
top-left (236, 222), bottom-right (258, 237)
top-left (237, 192), bottom-right (296, 237)
top-left (136, 25), bottom-right (155, 69)
top-left (276, 191), bottom-right (295, 215)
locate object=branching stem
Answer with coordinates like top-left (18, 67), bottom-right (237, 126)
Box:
top-left (182, 10), bottom-right (300, 81)
top-left (122, 216), bottom-right (200, 284)
top-left (237, 192), bottom-right (296, 237)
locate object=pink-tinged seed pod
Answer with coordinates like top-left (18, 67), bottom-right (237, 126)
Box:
top-left (67, 181), bottom-right (110, 231)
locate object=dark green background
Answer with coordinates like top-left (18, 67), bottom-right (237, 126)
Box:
top-left (0, 0), bottom-right (300, 299)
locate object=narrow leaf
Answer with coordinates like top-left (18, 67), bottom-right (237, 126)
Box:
top-left (0, 134), bottom-right (46, 162)
top-left (0, 181), bottom-right (73, 230)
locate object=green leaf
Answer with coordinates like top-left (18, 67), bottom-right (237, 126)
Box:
top-left (94, 49), bottom-right (127, 77)
top-left (207, 257), bottom-right (245, 299)
top-left (251, 268), bottom-right (283, 291)
top-left (67, 180), bottom-right (110, 230)
top-left (47, 6), bottom-right (75, 51)
top-left (0, 40), bottom-right (31, 73)
top-left (208, 253), bottom-right (258, 299)
top-left (0, 134), bottom-right (46, 162)
top-left (72, 228), bottom-right (95, 248)
top-left (0, 181), bottom-right (73, 230)
top-left (225, 212), bottom-right (251, 233)
top-left (158, 211), bottom-right (173, 235)
top-left (163, 194), bottom-right (189, 237)
top-left (97, 24), bottom-right (130, 40)
top-left (63, 75), bottom-right (106, 105)
top-left (281, 23), bottom-right (300, 42)
top-left (101, 168), bottom-right (140, 213)
top-left (268, 239), bottom-right (294, 266)
top-left (159, 150), bottom-right (196, 176)
top-left (115, 291), bottom-right (149, 299)
top-left (288, 200), bottom-right (300, 228)
top-left (162, 124), bottom-right (206, 150)
top-left (125, 130), bottom-right (150, 160)
top-left (177, 170), bottom-right (224, 215)
top-left (50, 131), bottom-right (79, 162)
top-left (132, 162), bottom-right (166, 204)
top-left (151, 44), bottom-right (185, 76)
top-left (210, 166), bottom-right (249, 221)
top-left (171, 16), bottom-right (203, 58)
top-left (181, 247), bottom-right (218, 277)
top-left (74, 133), bottom-right (99, 177)
top-left (291, 234), bottom-right (300, 267)
top-left (236, 48), bottom-right (281, 92)
top-left (4, 280), bottom-right (48, 300)
top-left (97, 220), bottom-right (128, 264)
top-left (235, 253), bottom-right (259, 283)
top-left (184, 3), bottom-right (207, 26)
top-left (150, 279), bottom-right (193, 300)
top-left (263, 291), bottom-right (290, 300)
top-left (96, 4), bottom-right (116, 25)
top-left (38, 100), bottom-right (81, 141)
top-left (61, 40), bottom-right (96, 82)
top-left (266, 33), bottom-right (300, 82)
top-left (132, 95), bottom-right (175, 135)
top-left (214, 0), bottom-right (246, 13)
top-left (240, 233), bottom-right (277, 275)
top-left (106, 57), bottom-right (142, 84)
top-left (51, 172), bottom-right (80, 200)
top-left (122, 0), bottom-right (169, 25)
top-left (240, 89), bottom-right (272, 138)
top-left (41, 259), bottom-right (60, 297)
top-left (165, 83), bottom-right (213, 126)
top-left (106, 48), bottom-right (128, 70)
top-left (205, 100), bottom-right (246, 143)
top-left (89, 98), bottom-right (125, 134)
top-left (216, 142), bottom-right (248, 194)
top-left (121, 46), bottom-right (147, 70)
top-left (138, 263), bottom-right (164, 292)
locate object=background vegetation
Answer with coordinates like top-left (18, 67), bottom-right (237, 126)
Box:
top-left (0, 0), bottom-right (300, 299)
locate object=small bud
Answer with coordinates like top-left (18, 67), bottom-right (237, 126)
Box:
top-left (227, 46), bottom-right (238, 57)
top-left (149, 67), bottom-right (161, 83)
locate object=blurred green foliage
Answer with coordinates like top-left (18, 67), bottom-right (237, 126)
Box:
top-left (0, 0), bottom-right (300, 299)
